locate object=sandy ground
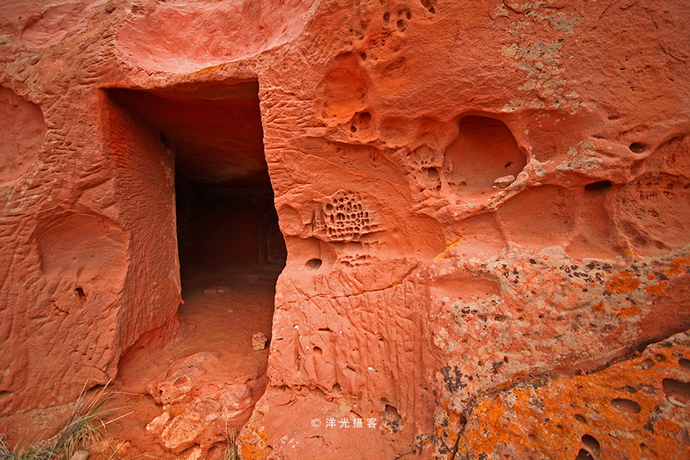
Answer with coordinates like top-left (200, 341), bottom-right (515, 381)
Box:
top-left (106, 265), bottom-right (282, 459)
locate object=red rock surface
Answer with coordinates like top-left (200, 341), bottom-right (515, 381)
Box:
top-left (0, 0), bottom-right (689, 459)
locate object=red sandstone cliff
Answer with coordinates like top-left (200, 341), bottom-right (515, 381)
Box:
top-left (1, 1), bottom-right (689, 459)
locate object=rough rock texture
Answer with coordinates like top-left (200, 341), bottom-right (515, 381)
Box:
top-left (0, 0), bottom-right (689, 459)
top-left (458, 330), bottom-right (690, 459)
top-left (146, 352), bottom-right (256, 453)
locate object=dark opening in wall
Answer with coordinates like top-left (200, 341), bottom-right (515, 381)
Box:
top-left (176, 180), bottom-right (286, 285)
top-left (443, 115), bottom-right (526, 193)
top-left (109, 83), bottom-right (286, 291)
top-left (107, 83), bottom-right (286, 439)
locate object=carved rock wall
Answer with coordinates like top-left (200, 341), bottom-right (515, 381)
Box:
top-left (0, 0), bottom-right (688, 458)
top-left (245, 1), bottom-right (690, 458)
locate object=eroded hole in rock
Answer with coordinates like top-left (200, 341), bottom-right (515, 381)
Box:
top-left (421, 0), bottom-right (436, 14)
top-left (585, 180), bottom-right (612, 192)
top-left (611, 397), bottom-right (642, 413)
top-left (443, 115), bottom-right (526, 193)
top-left (381, 404), bottom-right (404, 433)
top-left (108, 83), bottom-right (286, 452)
top-left (425, 167), bottom-right (440, 181)
top-left (662, 378), bottom-right (690, 406)
top-left (582, 434), bottom-right (600, 453)
top-left (305, 258), bottom-right (323, 270)
top-left (575, 448), bottom-right (595, 460)
top-left (679, 358), bottom-right (690, 372)
top-left (74, 287), bottom-right (86, 302)
top-left (359, 111), bottom-right (372, 127)
top-left (629, 142), bottom-right (646, 153)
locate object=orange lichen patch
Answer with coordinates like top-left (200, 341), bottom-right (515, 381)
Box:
top-left (239, 425), bottom-right (270, 460)
top-left (623, 248), bottom-right (639, 258)
top-left (646, 282), bottom-right (668, 297)
top-left (665, 257), bottom-right (690, 277)
top-left (445, 236), bottom-right (463, 250)
top-left (434, 237), bottom-right (463, 260)
top-left (647, 273), bottom-right (657, 280)
top-left (606, 271), bottom-right (641, 293)
top-left (459, 331), bottom-right (690, 460)
top-left (592, 302), bottom-right (605, 313)
top-left (614, 303), bottom-right (641, 318)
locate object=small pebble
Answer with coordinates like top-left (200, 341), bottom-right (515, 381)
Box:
top-left (252, 332), bottom-right (269, 350)
top-left (493, 175), bottom-right (516, 188)
top-left (70, 451), bottom-right (89, 460)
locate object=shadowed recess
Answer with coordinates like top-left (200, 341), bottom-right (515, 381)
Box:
top-left (109, 84), bottom-right (267, 187)
top-left (443, 115), bottom-right (526, 192)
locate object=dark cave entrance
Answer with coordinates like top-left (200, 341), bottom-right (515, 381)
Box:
top-left (106, 83), bottom-right (286, 442)
top-left (175, 171), bottom-right (287, 290)
top-left (110, 82), bottom-right (287, 293)
top-left (109, 79), bottom-right (286, 365)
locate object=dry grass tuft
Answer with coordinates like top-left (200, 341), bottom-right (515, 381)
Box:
top-left (0, 382), bottom-right (123, 460)
top-left (221, 434), bottom-right (240, 460)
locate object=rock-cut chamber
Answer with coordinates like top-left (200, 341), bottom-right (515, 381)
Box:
top-left (106, 83), bottom-right (286, 437)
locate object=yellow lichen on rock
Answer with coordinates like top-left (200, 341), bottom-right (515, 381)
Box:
top-left (458, 331), bottom-right (690, 459)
